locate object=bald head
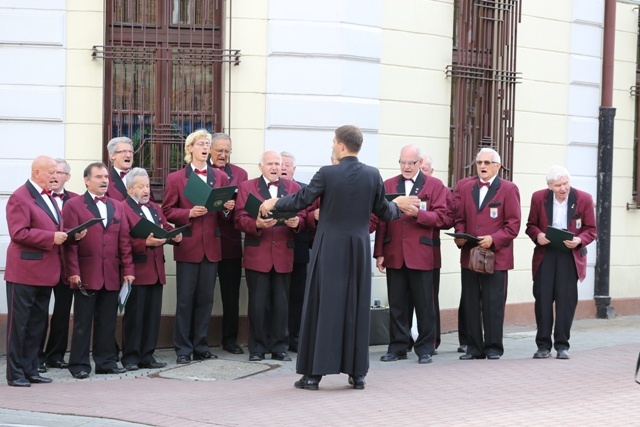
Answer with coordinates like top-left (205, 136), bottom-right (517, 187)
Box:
top-left (31, 156), bottom-right (57, 190)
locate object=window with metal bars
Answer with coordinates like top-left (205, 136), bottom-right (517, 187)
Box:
top-left (94, 0), bottom-right (240, 200)
top-left (446, 0), bottom-right (521, 188)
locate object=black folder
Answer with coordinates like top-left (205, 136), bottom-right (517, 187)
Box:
top-left (245, 193), bottom-right (297, 226)
top-left (65, 218), bottom-right (104, 237)
top-left (130, 218), bottom-right (190, 242)
top-left (545, 226), bottom-right (574, 252)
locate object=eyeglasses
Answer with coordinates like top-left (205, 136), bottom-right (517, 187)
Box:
top-left (398, 160), bottom-right (419, 167)
top-left (194, 141), bottom-right (211, 148)
top-left (212, 148), bottom-right (232, 155)
top-left (114, 149), bottom-right (134, 155)
top-left (77, 282), bottom-right (95, 297)
top-left (475, 160), bottom-right (499, 166)
top-left (55, 171), bottom-right (69, 176)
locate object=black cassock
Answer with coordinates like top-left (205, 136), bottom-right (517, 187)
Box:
top-left (275, 156), bottom-right (401, 376)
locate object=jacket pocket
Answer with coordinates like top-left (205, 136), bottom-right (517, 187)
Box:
top-left (244, 238), bottom-right (260, 247)
top-left (287, 240), bottom-right (295, 248)
top-left (20, 251), bottom-right (43, 260)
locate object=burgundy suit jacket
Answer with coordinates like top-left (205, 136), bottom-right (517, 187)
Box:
top-left (525, 187), bottom-right (596, 282)
top-left (106, 167), bottom-right (128, 202)
top-left (454, 176), bottom-right (521, 271)
top-left (5, 181), bottom-right (64, 287)
top-left (234, 177), bottom-right (304, 273)
top-left (374, 172), bottom-right (453, 270)
top-left (123, 197), bottom-right (172, 285)
top-left (162, 165), bottom-right (230, 263)
top-left (208, 161), bottom-right (248, 260)
top-left (63, 193), bottom-right (134, 291)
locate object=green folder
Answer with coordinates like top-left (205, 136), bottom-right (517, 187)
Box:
top-left (183, 172), bottom-right (237, 211)
top-left (130, 218), bottom-right (190, 242)
top-left (445, 232), bottom-right (480, 245)
top-left (65, 217), bottom-right (104, 237)
top-left (545, 226), bottom-right (574, 252)
top-left (245, 193), bottom-right (298, 226)
top-left (385, 193), bottom-right (403, 202)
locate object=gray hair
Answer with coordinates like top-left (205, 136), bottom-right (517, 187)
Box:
top-left (107, 137), bottom-right (133, 154)
top-left (212, 133), bottom-right (231, 145)
top-left (546, 165), bottom-right (571, 185)
top-left (260, 150), bottom-right (281, 165)
top-left (54, 158), bottom-right (71, 173)
top-left (400, 145), bottom-right (422, 160)
top-left (125, 167), bottom-right (149, 188)
top-left (281, 151), bottom-right (296, 165)
top-left (476, 148), bottom-right (501, 164)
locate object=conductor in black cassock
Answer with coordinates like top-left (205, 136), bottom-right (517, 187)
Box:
top-left (260, 125), bottom-right (418, 390)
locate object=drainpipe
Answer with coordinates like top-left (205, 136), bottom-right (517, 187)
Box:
top-left (594, 0), bottom-right (616, 319)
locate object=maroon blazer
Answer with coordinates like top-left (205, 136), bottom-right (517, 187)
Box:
top-left (63, 193), bottom-right (134, 291)
top-left (234, 177), bottom-right (304, 273)
top-left (5, 181), bottom-right (64, 287)
top-left (123, 197), bottom-right (172, 286)
top-left (374, 172), bottom-right (453, 271)
top-left (454, 176), bottom-right (521, 271)
top-left (208, 161), bottom-right (249, 260)
top-left (106, 167), bottom-right (128, 202)
top-left (162, 165), bottom-right (230, 263)
top-left (525, 187), bottom-right (597, 282)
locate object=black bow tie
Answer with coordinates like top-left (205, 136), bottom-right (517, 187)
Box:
top-left (405, 178), bottom-right (414, 183)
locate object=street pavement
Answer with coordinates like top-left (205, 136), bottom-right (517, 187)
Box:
top-left (0, 315), bottom-right (639, 426)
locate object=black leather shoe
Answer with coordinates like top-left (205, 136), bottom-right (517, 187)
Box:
top-left (95, 367), bottom-right (127, 374)
top-left (380, 351), bottom-right (407, 362)
top-left (418, 354), bottom-right (433, 364)
top-left (272, 352), bottom-right (292, 361)
top-left (38, 363), bottom-right (47, 373)
top-left (457, 345), bottom-right (467, 353)
top-left (556, 349), bottom-right (570, 359)
top-left (46, 360), bottom-right (69, 369)
top-left (223, 343), bottom-right (244, 354)
top-left (348, 375), bottom-right (366, 390)
top-left (294, 375), bottom-right (321, 390)
top-left (124, 364), bottom-right (139, 371)
top-left (176, 355), bottom-right (191, 364)
top-left (8, 378), bottom-right (31, 387)
top-left (139, 361), bottom-right (167, 369)
top-left (27, 375), bottom-right (52, 384)
top-left (486, 353), bottom-right (501, 360)
top-left (193, 351), bottom-right (218, 360)
top-left (73, 371), bottom-right (90, 379)
top-left (460, 353), bottom-right (481, 360)
top-left (533, 349), bottom-right (551, 359)
top-left (249, 352), bottom-right (265, 361)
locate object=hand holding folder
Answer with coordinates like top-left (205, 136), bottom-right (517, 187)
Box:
top-left (245, 193), bottom-right (297, 226)
top-left (545, 226), bottom-right (574, 252)
top-left (130, 218), bottom-right (190, 243)
top-left (183, 173), bottom-right (237, 211)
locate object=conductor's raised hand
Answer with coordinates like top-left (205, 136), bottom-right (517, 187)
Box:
top-left (259, 198), bottom-right (278, 217)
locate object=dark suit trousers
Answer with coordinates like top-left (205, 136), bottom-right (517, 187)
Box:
top-left (174, 260), bottom-right (217, 356)
top-left (386, 266), bottom-right (436, 356)
top-left (40, 279), bottom-right (73, 364)
top-left (246, 268), bottom-right (290, 354)
top-left (5, 282), bottom-right (52, 381)
top-left (458, 272), bottom-right (468, 346)
top-left (461, 268), bottom-right (507, 357)
top-left (533, 247), bottom-right (578, 351)
top-left (122, 282), bottom-right (163, 366)
top-left (68, 288), bottom-right (119, 374)
top-left (288, 261), bottom-right (307, 346)
top-left (218, 258), bottom-right (242, 345)
top-left (407, 268), bottom-right (441, 349)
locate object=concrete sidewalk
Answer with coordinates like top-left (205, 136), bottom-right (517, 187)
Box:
top-left (1, 315), bottom-right (639, 426)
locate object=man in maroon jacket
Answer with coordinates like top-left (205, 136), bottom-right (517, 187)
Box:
top-left (106, 136), bottom-right (134, 201)
top-left (234, 150), bottom-right (305, 362)
top-left (207, 132), bottom-right (248, 355)
top-left (453, 148), bottom-right (521, 360)
top-left (374, 145), bottom-right (452, 364)
top-left (5, 156), bottom-right (69, 387)
top-left (526, 166), bottom-right (596, 360)
top-left (63, 162), bottom-right (135, 379)
top-left (122, 168), bottom-right (183, 370)
top-left (39, 158), bottom-right (79, 372)
top-left (162, 129), bottom-right (234, 365)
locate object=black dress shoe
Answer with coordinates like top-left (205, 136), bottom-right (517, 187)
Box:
top-left (38, 363), bottom-right (47, 373)
top-left (27, 375), bottom-right (53, 384)
top-left (193, 351), bottom-right (218, 360)
top-left (8, 378), bottom-right (31, 387)
top-left (556, 349), bottom-right (570, 359)
top-left (72, 371), bottom-right (90, 379)
top-left (249, 352), bottom-right (265, 361)
top-left (124, 364), bottom-right (139, 371)
top-left (223, 343), bottom-right (244, 354)
top-left (459, 353), bottom-right (483, 360)
top-left (486, 353), bottom-right (501, 360)
top-left (176, 355), bottom-right (191, 364)
top-left (294, 375), bottom-right (321, 390)
top-left (139, 361), bottom-right (167, 369)
top-left (95, 367), bottom-right (127, 374)
top-left (380, 351), bottom-right (407, 362)
top-left (457, 345), bottom-right (468, 353)
top-left (418, 354), bottom-right (433, 364)
top-left (348, 375), bottom-right (366, 390)
top-left (46, 360), bottom-right (69, 369)
top-left (272, 352), bottom-right (292, 361)
top-left (533, 349), bottom-right (551, 359)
